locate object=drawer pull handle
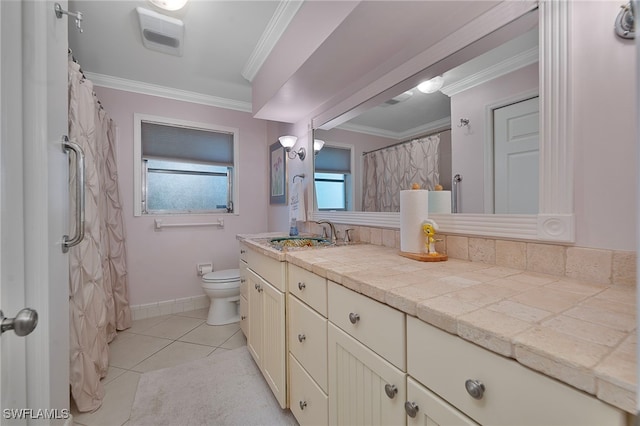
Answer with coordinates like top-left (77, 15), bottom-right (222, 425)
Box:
top-left (298, 333), bottom-right (306, 343)
top-left (241, 315), bottom-right (247, 320)
top-left (299, 400), bottom-right (307, 410)
top-left (404, 401), bottom-right (419, 418)
top-left (298, 282), bottom-right (306, 291)
top-left (465, 379), bottom-right (485, 400)
top-left (384, 384), bottom-right (397, 399)
top-left (349, 312), bottom-right (360, 324)
top-left (240, 249), bottom-right (246, 254)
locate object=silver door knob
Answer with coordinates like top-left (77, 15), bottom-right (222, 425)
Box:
top-left (0, 308), bottom-right (38, 336)
top-left (299, 400), bottom-right (307, 410)
top-left (465, 379), bottom-right (485, 400)
top-left (298, 333), bottom-right (306, 343)
top-left (298, 282), bottom-right (306, 290)
top-left (349, 312), bottom-right (360, 324)
top-left (384, 384), bottom-right (398, 399)
top-left (404, 401), bottom-right (419, 418)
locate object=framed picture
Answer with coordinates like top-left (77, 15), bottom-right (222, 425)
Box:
top-left (269, 141), bottom-right (287, 204)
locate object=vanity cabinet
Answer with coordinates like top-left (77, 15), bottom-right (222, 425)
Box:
top-left (287, 264), bottom-right (329, 425)
top-left (327, 281), bottom-right (407, 425)
top-left (239, 256), bottom-right (248, 336)
top-left (242, 246), bottom-right (287, 409)
top-left (406, 316), bottom-right (627, 426)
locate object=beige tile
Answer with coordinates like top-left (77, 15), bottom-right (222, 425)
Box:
top-left (457, 309), bottom-right (531, 357)
top-left (135, 315), bottom-right (204, 340)
top-left (132, 341), bottom-right (215, 373)
top-left (487, 300), bottom-right (553, 323)
top-left (220, 330), bottom-right (247, 349)
top-left (434, 236), bottom-right (447, 255)
top-left (384, 280), bottom-right (461, 315)
top-left (544, 278), bottom-right (607, 296)
top-left (126, 315), bottom-right (171, 334)
top-left (594, 286), bottom-right (636, 306)
top-left (370, 228), bottom-right (382, 245)
top-left (526, 243), bottom-right (565, 276)
top-left (565, 247), bottom-right (612, 285)
top-left (468, 238), bottom-right (495, 264)
top-left (382, 228), bottom-right (396, 248)
top-left (359, 226), bottom-right (371, 243)
top-left (108, 333), bottom-right (172, 369)
top-left (102, 366), bottom-right (127, 385)
top-left (612, 250), bottom-right (637, 286)
top-left (510, 287), bottom-right (586, 313)
top-left (446, 236), bottom-right (468, 260)
top-left (444, 283), bottom-right (519, 308)
top-left (416, 295), bottom-right (480, 334)
top-left (564, 303), bottom-right (636, 332)
top-left (495, 240), bottom-right (527, 270)
top-left (595, 334), bottom-right (637, 413)
top-left (509, 272), bottom-right (559, 286)
top-left (175, 308), bottom-right (210, 320)
top-left (72, 371), bottom-right (141, 426)
top-left (489, 277), bottom-right (546, 293)
top-left (541, 315), bottom-right (626, 347)
top-left (178, 322), bottom-right (240, 347)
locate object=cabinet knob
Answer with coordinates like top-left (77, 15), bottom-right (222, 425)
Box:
top-left (255, 283), bottom-right (259, 290)
top-left (241, 315), bottom-right (247, 320)
top-left (465, 379), bottom-right (485, 400)
top-left (299, 400), bottom-right (307, 410)
top-left (240, 249), bottom-right (246, 254)
top-left (349, 312), bottom-right (360, 324)
top-left (298, 333), bottom-right (306, 343)
top-left (298, 282), bottom-right (306, 291)
top-left (384, 384), bottom-right (398, 399)
top-left (240, 278), bottom-right (246, 283)
top-left (404, 401), bottom-right (419, 418)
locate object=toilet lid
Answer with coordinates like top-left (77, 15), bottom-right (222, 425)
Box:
top-left (203, 268), bottom-right (240, 283)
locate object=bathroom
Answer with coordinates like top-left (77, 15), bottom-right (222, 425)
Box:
top-left (0, 0), bottom-right (637, 425)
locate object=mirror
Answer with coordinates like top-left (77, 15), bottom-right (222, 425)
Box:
top-left (314, 11), bottom-right (539, 215)
top-left (310, 3), bottom-right (575, 242)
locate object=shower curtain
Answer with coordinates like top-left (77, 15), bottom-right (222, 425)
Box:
top-left (362, 134), bottom-right (440, 212)
top-left (68, 55), bottom-right (132, 412)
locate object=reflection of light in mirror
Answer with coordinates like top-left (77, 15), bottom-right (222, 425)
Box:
top-left (417, 76), bottom-right (444, 94)
top-left (313, 139), bottom-right (325, 153)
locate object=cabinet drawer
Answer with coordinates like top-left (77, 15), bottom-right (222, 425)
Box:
top-left (247, 248), bottom-right (286, 292)
top-left (288, 294), bottom-right (328, 392)
top-left (288, 264), bottom-right (327, 316)
top-left (407, 316), bottom-right (625, 426)
top-left (328, 281), bottom-right (405, 370)
top-left (239, 260), bottom-right (248, 299)
top-left (289, 353), bottom-right (328, 426)
top-left (407, 377), bottom-right (478, 426)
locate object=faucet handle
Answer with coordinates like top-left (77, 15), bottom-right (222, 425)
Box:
top-left (344, 228), bottom-right (354, 243)
top-left (320, 226), bottom-right (329, 239)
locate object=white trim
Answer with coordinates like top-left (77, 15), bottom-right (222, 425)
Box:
top-left (133, 113), bottom-right (240, 217)
top-left (440, 47), bottom-right (538, 96)
top-left (86, 72), bottom-right (252, 113)
top-left (130, 295), bottom-right (210, 320)
top-left (241, 0), bottom-right (303, 82)
top-left (338, 117), bottom-right (451, 141)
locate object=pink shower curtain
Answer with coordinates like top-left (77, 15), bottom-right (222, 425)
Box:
top-left (68, 55), bottom-right (132, 412)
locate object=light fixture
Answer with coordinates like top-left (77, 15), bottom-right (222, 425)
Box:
top-left (313, 139), bottom-right (325, 154)
top-left (279, 135), bottom-right (306, 161)
top-left (417, 76), bottom-right (444, 94)
top-left (149, 0), bottom-right (188, 11)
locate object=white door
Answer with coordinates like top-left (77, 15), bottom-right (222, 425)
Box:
top-left (1, 1), bottom-right (69, 423)
top-left (493, 97), bottom-right (539, 214)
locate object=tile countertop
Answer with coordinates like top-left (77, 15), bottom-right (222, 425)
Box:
top-left (237, 234), bottom-right (637, 414)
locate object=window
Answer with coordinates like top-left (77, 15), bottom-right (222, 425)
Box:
top-left (314, 145), bottom-right (353, 211)
top-left (134, 115), bottom-right (239, 215)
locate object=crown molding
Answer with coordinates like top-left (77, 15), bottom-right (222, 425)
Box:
top-left (337, 117), bottom-right (451, 141)
top-left (85, 72), bottom-right (252, 112)
top-left (241, 0), bottom-right (304, 82)
top-left (440, 47), bottom-right (538, 96)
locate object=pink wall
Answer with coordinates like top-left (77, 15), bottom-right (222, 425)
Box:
top-left (94, 87), bottom-right (269, 305)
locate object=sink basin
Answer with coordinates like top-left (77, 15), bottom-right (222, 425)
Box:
top-left (268, 236), bottom-right (333, 250)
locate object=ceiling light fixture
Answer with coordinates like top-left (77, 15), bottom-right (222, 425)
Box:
top-left (149, 0), bottom-right (188, 11)
top-left (279, 135), bottom-right (306, 161)
top-left (417, 76), bottom-right (444, 94)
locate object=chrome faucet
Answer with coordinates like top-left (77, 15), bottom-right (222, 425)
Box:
top-left (316, 220), bottom-right (337, 243)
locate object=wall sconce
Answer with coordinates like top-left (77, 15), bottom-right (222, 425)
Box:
top-left (279, 135), bottom-right (306, 161)
top-left (313, 139), bottom-right (325, 154)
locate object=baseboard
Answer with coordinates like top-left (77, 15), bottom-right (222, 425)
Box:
top-left (131, 295), bottom-right (209, 320)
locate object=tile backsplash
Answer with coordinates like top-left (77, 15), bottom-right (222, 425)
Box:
top-left (303, 221), bottom-right (636, 287)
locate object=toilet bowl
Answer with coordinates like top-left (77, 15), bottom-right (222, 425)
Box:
top-left (201, 268), bottom-right (240, 325)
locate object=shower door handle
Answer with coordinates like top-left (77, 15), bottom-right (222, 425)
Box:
top-left (62, 136), bottom-right (85, 253)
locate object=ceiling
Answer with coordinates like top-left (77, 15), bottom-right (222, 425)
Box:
top-left (68, 0), bottom-right (293, 110)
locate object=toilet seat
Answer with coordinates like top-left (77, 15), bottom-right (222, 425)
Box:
top-left (202, 268), bottom-right (240, 290)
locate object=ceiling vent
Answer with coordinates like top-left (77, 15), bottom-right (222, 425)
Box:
top-left (136, 7), bottom-right (184, 56)
top-left (382, 90), bottom-right (413, 107)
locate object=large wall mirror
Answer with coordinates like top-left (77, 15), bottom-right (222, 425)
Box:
top-left (310, 1), bottom-right (574, 243)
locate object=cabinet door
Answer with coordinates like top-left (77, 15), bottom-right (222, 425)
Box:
top-left (246, 269), bottom-right (263, 366)
top-left (290, 353), bottom-right (329, 426)
top-left (261, 279), bottom-right (287, 409)
top-left (406, 377), bottom-right (478, 426)
top-left (328, 323), bottom-right (406, 426)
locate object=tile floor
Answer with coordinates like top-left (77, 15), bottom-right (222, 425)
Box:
top-left (71, 308), bottom-right (246, 426)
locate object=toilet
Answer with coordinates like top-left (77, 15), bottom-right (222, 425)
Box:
top-left (201, 268), bottom-right (241, 325)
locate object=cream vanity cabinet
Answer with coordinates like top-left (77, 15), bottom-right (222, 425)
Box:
top-left (406, 316), bottom-right (627, 426)
top-left (287, 264), bottom-right (329, 425)
top-left (241, 244), bottom-right (287, 409)
top-left (327, 281), bottom-right (407, 425)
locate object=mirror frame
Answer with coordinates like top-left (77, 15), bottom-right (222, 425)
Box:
top-left (309, 1), bottom-right (574, 243)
